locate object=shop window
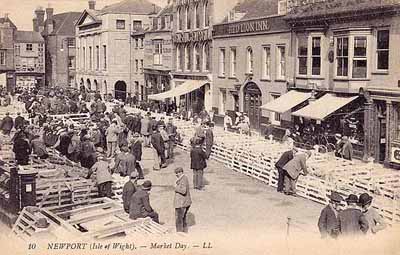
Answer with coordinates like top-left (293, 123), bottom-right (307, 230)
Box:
top-left (336, 37), bottom-right (349, 77)
top-left (277, 45), bottom-right (286, 79)
top-left (311, 37), bottom-right (321, 75)
top-left (247, 47), bottom-right (253, 74)
top-left (353, 36), bottom-right (367, 78)
top-left (297, 35), bottom-right (308, 75)
top-left (230, 47), bottom-right (237, 77)
top-left (116, 19), bottom-right (126, 30)
top-left (376, 29), bottom-right (389, 71)
top-left (219, 48), bottom-right (226, 77)
top-left (262, 45), bottom-right (271, 79)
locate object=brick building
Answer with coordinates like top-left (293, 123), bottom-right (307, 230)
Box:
top-left (0, 15), bottom-right (17, 91)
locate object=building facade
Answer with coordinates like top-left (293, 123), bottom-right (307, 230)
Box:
top-left (284, 0), bottom-right (400, 166)
top-left (212, 0), bottom-right (291, 130)
top-left (131, 31), bottom-right (146, 101)
top-left (143, 4), bottom-right (174, 103)
top-left (41, 8), bottom-right (81, 87)
top-left (75, 0), bottom-right (159, 100)
top-left (0, 15), bottom-right (17, 91)
top-left (14, 31), bottom-right (45, 89)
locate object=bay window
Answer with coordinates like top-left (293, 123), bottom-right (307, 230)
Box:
top-left (353, 36), bottom-right (367, 78)
top-left (336, 37), bottom-right (349, 77)
top-left (262, 45), bottom-right (271, 79)
top-left (311, 37), bottom-right (321, 75)
top-left (154, 40), bottom-right (162, 65)
top-left (376, 29), bottom-right (389, 71)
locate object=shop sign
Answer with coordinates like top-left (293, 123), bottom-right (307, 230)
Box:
top-left (172, 30), bottom-right (211, 43)
top-left (391, 146), bottom-right (400, 164)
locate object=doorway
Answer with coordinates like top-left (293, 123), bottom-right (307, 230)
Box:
top-left (114, 80), bottom-right (127, 101)
top-left (243, 82), bottom-right (262, 129)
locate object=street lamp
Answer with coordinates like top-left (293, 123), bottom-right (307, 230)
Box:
top-left (60, 38), bottom-right (70, 88)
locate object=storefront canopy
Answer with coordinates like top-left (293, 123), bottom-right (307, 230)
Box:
top-left (148, 80), bottom-right (207, 101)
top-left (260, 90), bottom-right (312, 113)
top-left (292, 93), bottom-right (358, 121)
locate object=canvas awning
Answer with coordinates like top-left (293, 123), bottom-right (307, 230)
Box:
top-left (260, 90), bottom-right (312, 113)
top-left (148, 80), bottom-right (207, 101)
top-left (292, 93), bottom-right (359, 120)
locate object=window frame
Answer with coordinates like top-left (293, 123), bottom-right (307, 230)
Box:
top-left (103, 45), bottom-right (107, 70)
top-left (0, 51), bottom-right (5, 65)
top-left (335, 36), bottom-right (349, 78)
top-left (203, 1), bottom-right (209, 28)
top-left (352, 36), bottom-right (368, 79)
top-left (246, 47), bottom-right (254, 74)
top-left (262, 45), bottom-right (272, 80)
top-left (176, 45), bottom-right (182, 71)
top-left (26, 43), bottom-right (33, 51)
top-left (153, 40), bottom-right (163, 66)
top-left (375, 28), bottom-right (390, 72)
top-left (311, 36), bottom-right (322, 76)
top-left (203, 42), bottom-right (210, 72)
top-left (276, 45), bottom-right (286, 80)
top-left (230, 47), bottom-right (237, 78)
top-left (194, 44), bottom-right (201, 72)
top-left (116, 19), bottom-right (126, 30)
top-left (218, 48), bottom-right (226, 77)
top-left (270, 93), bottom-right (282, 125)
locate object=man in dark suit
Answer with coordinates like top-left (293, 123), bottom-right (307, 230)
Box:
top-left (151, 125), bottom-right (166, 170)
top-left (275, 148), bottom-right (296, 193)
top-left (122, 171), bottom-right (138, 213)
top-left (318, 191), bottom-right (343, 239)
top-left (130, 134), bottom-right (144, 179)
top-left (283, 150), bottom-right (311, 196)
top-left (190, 137), bottom-right (207, 190)
top-left (174, 167), bottom-right (192, 233)
top-left (1, 112), bottom-right (14, 136)
top-left (338, 194), bottom-right (369, 236)
top-left (129, 180), bottom-right (159, 223)
top-left (204, 122), bottom-right (214, 159)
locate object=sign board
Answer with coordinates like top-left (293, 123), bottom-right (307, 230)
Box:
top-left (391, 146), bottom-right (400, 164)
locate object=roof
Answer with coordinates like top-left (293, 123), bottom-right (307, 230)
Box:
top-left (101, 0), bottom-right (161, 14)
top-left (0, 17), bottom-right (17, 29)
top-left (15, 31), bottom-right (44, 43)
top-left (46, 12), bottom-right (81, 36)
top-left (223, 0), bottom-right (279, 22)
top-left (158, 3), bottom-right (173, 16)
top-left (286, 0), bottom-right (400, 20)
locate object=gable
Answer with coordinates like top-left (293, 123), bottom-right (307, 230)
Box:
top-left (76, 10), bottom-right (101, 27)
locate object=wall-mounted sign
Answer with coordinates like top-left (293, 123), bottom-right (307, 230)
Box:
top-left (391, 146), bottom-right (400, 164)
top-left (172, 29), bottom-right (211, 43)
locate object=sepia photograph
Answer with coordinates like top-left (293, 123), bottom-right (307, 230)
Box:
top-left (0, 0), bottom-right (399, 254)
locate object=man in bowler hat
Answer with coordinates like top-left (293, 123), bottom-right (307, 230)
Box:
top-left (338, 194), bottom-right (369, 236)
top-left (129, 180), bottom-right (159, 223)
top-left (318, 191), bottom-right (343, 239)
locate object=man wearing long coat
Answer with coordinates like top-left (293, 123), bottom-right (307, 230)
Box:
top-left (174, 167), bottom-right (192, 232)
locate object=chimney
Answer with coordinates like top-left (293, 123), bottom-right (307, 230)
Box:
top-left (46, 8), bottom-right (53, 21)
top-left (35, 7), bottom-right (45, 33)
top-left (33, 17), bottom-right (38, 32)
top-left (46, 8), bottom-right (54, 34)
top-left (88, 0), bottom-right (96, 10)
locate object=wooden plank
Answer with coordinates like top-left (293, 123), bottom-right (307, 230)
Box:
top-left (68, 208), bottom-right (124, 225)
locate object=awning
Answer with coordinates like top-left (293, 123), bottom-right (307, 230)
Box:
top-left (260, 90), bottom-right (312, 113)
top-left (292, 93), bottom-right (358, 120)
top-left (148, 80), bottom-right (207, 101)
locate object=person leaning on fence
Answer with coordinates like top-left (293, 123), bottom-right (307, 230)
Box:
top-left (174, 167), bottom-right (192, 233)
top-left (358, 193), bottom-right (386, 234)
top-left (318, 191), bottom-right (343, 239)
top-left (282, 150), bottom-right (311, 196)
top-left (275, 148), bottom-right (296, 193)
top-left (122, 171), bottom-right (139, 213)
top-left (338, 194), bottom-right (369, 237)
top-left (190, 137), bottom-right (207, 190)
top-left (129, 180), bottom-right (160, 223)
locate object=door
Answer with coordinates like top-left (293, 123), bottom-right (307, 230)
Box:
top-left (243, 82), bottom-right (262, 129)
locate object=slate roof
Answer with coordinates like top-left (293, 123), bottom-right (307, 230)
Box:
top-left (158, 3), bottom-right (174, 16)
top-left (15, 31), bottom-right (44, 43)
top-left (101, 0), bottom-right (161, 14)
top-left (223, 0), bottom-right (279, 22)
top-left (46, 12), bottom-right (81, 36)
top-left (0, 17), bottom-right (17, 29)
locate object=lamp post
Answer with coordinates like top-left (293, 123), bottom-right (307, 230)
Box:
top-left (60, 38), bottom-right (69, 87)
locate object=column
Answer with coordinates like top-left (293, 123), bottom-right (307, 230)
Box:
top-left (363, 100), bottom-right (373, 161)
top-left (384, 101), bottom-right (395, 166)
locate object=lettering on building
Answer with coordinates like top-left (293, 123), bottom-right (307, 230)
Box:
top-left (172, 29), bottom-right (211, 43)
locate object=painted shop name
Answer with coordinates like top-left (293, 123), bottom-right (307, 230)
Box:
top-left (228, 20), bottom-right (270, 34)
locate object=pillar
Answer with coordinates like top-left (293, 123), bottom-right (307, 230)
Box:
top-left (363, 100), bottom-right (373, 161)
top-left (384, 101), bottom-right (395, 166)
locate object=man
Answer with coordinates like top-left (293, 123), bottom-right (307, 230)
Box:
top-left (140, 113), bottom-right (151, 147)
top-left (223, 112), bottom-right (233, 131)
top-left (106, 120), bottom-right (122, 158)
top-left (1, 112), bottom-right (14, 136)
top-left (358, 193), bottom-right (386, 234)
top-left (151, 125), bottom-right (166, 170)
top-left (14, 113), bottom-right (25, 131)
top-left (166, 118), bottom-right (177, 159)
top-left (204, 122), bottom-right (214, 159)
top-left (114, 146), bottom-right (136, 177)
top-left (282, 150), bottom-right (311, 196)
top-left (338, 194), bottom-right (369, 237)
top-left (341, 136), bottom-right (353, 161)
top-left (13, 132), bottom-right (31, 165)
top-left (318, 191), bottom-right (343, 239)
top-left (190, 137), bottom-right (207, 190)
top-left (174, 167), bottom-right (192, 233)
top-left (89, 154), bottom-right (113, 198)
top-left (129, 180), bottom-right (159, 223)
top-left (129, 134), bottom-right (144, 179)
top-left (31, 134), bottom-right (49, 159)
top-left (159, 124), bottom-right (169, 160)
top-left (274, 148), bottom-right (296, 193)
top-left (80, 134), bottom-right (97, 169)
top-left (122, 171), bottom-right (139, 213)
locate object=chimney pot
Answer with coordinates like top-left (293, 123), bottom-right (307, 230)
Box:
top-left (88, 0), bottom-right (96, 10)
top-left (46, 8), bottom-right (54, 21)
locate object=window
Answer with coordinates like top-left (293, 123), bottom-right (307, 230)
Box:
top-left (194, 44), bottom-right (201, 71)
top-left (103, 45), bottom-right (107, 70)
top-left (185, 6), bottom-right (190, 30)
top-left (140, 38), bottom-right (144, 48)
top-left (297, 35), bottom-right (308, 75)
top-left (140, 59), bottom-right (144, 73)
top-left (219, 48), bottom-right (226, 76)
top-left (353, 36), bottom-right (367, 78)
top-left (135, 39), bottom-right (139, 48)
top-left (68, 56), bottom-right (74, 68)
top-left (310, 37), bottom-right (321, 75)
top-left (230, 47), bottom-right (237, 77)
top-left (246, 47), bottom-right (253, 74)
top-left (116, 19), bottom-right (126, 30)
top-left (154, 40), bottom-right (163, 65)
top-left (271, 94), bottom-right (281, 123)
top-left (178, 7), bottom-right (184, 31)
top-left (277, 45), bottom-right (286, 79)
top-left (203, 1), bottom-right (209, 27)
top-left (135, 59), bottom-right (139, 73)
top-left (185, 45), bottom-right (191, 71)
top-left (133, 20), bottom-right (142, 31)
top-left (26, 44), bottom-right (33, 51)
top-left (67, 38), bottom-right (75, 47)
top-left (0, 51), bottom-right (5, 65)
top-left (89, 46), bottom-right (92, 70)
top-left (96, 46), bottom-right (99, 70)
top-left (336, 37), bottom-right (349, 77)
top-left (176, 45), bottom-right (182, 71)
top-left (203, 42), bottom-right (210, 71)
top-left (194, 4), bottom-right (200, 29)
top-left (376, 29), bottom-right (389, 71)
top-left (262, 45), bottom-right (271, 79)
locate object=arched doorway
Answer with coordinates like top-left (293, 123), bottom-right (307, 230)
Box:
top-left (115, 80), bottom-right (127, 101)
top-left (243, 82), bottom-right (262, 129)
top-left (94, 79), bottom-right (99, 92)
top-left (86, 79), bottom-right (91, 91)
